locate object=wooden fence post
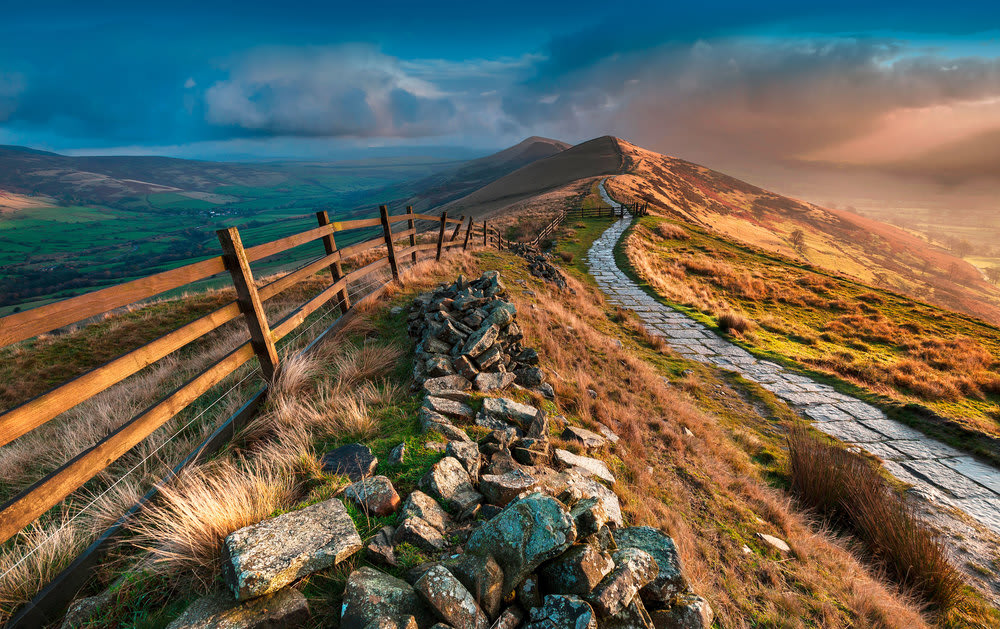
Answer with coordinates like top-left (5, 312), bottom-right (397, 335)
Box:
top-left (405, 205), bottom-right (417, 265)
top-left (463, 217), bottom-right (473, 251)
top-left (483, 220), bottom-right (488, 246)
top-left (379, 205), bottom-right (400, 284)
top-left (450, 215), bottom-right (466, 241)
top-left (436, 211), bottom-right (448, 261)
top-left (216, 227), bottom-right (279, 381)
top-left (316, 211), bottom-right (350, 314)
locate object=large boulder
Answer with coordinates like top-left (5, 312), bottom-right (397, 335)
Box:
top-left (222, 498), bottom-right (362, 600)
top-left (341, 567), bottom-right (435, 628)
top-left (614, 527), bottom-right (687, 605)
top-left (419, 457), bottom-right (483, 513)
top-left (423, 396), bottom-right (474, 420)
top-left (414, 565), bottom-right (489, 629)
top-left (165, 588), bottom-right (308, 629)
top-left (475, 372), bottom-right (516, 392)
top-left (465, 492), bottom-right (577, 596)
top-left (423, 375), bottom-right (472, 395)
top-left (535, 469), bottom-right (624, 528)
top-left (479, 469), bottom-right (539, 507)
top-left (477, 398), bottom-right (539, 433)
top-left (588, 548), bottom-right (659, 617)
top-left (524, 595), bottom-right (597, 629)
top-left (443, 554), bottom-right (505, 618)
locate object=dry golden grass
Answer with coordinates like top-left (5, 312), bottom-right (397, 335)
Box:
top-left (509, 269), bottom-right (931, 628)
top-left (717, 311), bottom-right (754, 334)
top-left (130, 459), bottom-right (298, 584)
top-left (656, 222), bottom-right (690, 240)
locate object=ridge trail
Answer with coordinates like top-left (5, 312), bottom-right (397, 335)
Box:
top-left (587, 178), bottom-right (1000, 535)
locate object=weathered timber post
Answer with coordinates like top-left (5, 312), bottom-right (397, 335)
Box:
top-left (463, 217), bottom-right (473, 250)
top-left (436, 212), bottom-right (447, 261)
top-left (405, 205), bottom-right (417, 265)
top-left (450, 215), bottom-right (465, 241)
top-left (483, 220), bottom-right (488, 246)
top-left (216, 227), bottom-right (279, 381)
top-left (316, 211), bottom-right (350, 314)
top-left (379, 205), bottom-right (400, 284)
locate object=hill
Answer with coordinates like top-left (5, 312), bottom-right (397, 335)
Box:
top-left (602, 138), bottom-right (1000, 325)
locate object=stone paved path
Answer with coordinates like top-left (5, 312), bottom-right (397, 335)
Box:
top-left (586, 179), bottom-right (1000, 535)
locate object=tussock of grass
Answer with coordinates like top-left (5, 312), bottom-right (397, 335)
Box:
top-left (718, 311), bottom-right (753, 334)
top-left (787, 427), bottom-right (964, 612)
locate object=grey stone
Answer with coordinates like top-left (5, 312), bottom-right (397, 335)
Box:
top-left (603, 596), bottom-right (654, 629)
top-left (401, 490), bottom-right (453, 533)
top-left (493, 606), bottom-right (525, 629)
top-left (341, 567), bottom-right (434, 628)
top-left (588, 548), bottom-right (658, 617)
top-left (394, 516), bottom-right (448, 552)
top-left (475, 345), bottom-right (504, 370)
top-left (462, 324), bottom-right (500, 358)
top-left (424, 396), bottom-right (474, 420)
top-left (757, 533), bottom-right (791, 553)
top-left (453, 355), bottom-right (479, 381)
top-left (524, 595), bottom-right (597, 629)
top-left (389, 442), bottom-right (406, 465)
top-left (614, 527), bottom-right (687, 604)
top-left (554, 449), bottom-right (616, 484)
top-left (423, 375), bottom-right (472, 395)
top-left (480, 469), bottom-right (539, 507)
top-left (596, 423), bottom-right (620, 444)
top-left (466, 492), bottom-right (577, 595)
top-left (344, 476), bottom-right (401, 517)
top-left (420, 456), bottom-right (483, 513)
top-left (571, 498), bottom-right (610, 538)
top-left (446, 440), bottom-right (481, 479)
top-left (426, 356), bottom-right (455, 377)
top-left (517, 573), bottom-right (542, 610)
top-left (535, 468), bottom-right (624, 527)
top-left (222, 497), bottom-right (362, 600)
top-left (475, 371), bottom-right (517, 392)
top-left (443, 553), bottom-right (506, 618)
top-left (165, 588), bottom-right (309, 629)
top-left (414, 565), bottom-right (489, 629)
top-left (367, 525), bottom-right (397, 567)
top-left (419, 409), bottom-right (472, 443)
top-left (648, 594), bottom-right (713, 629)
top-left (514, 367), bottom-right (545, 388)
top-left (320, 443), bottom-right (377, 481)
top-left (562, 426), bottom-right (608, 450)
top-left (539, 543), bottom-right (615, 596)
top-left (478, 397), bottom-right (539, 432)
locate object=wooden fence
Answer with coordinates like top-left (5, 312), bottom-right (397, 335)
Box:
top-left (483, 202), bottom-right (649, 251)
top-left (0, 206), bottom-right (475, 549)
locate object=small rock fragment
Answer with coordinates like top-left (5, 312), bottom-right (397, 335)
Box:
top-left (414, 565), bottom-right (489, 629)
top-left (344, 476), bottom-right (401, 517)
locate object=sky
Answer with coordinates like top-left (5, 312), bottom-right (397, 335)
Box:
top-left (2, 0), bottom-right (1000, 190)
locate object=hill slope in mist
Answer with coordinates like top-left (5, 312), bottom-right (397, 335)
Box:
top-left (602, 138), bottom-right (1000, 325)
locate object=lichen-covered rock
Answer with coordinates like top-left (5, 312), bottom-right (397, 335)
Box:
top-left (165, 588), bottom-right (308, 629)
top-left (571, 498), bottom-right (610, 538)
top-left (535, 469), bottom-right (623, 528)
top-left (320, 443), bottom-right (377, 481)
top-left (512, 438), bottom-right (551, 466)
top-left (478, 398), bottom-right (539, 433)
top-left (367, 525), bottom-right (397, 567)
top-left (222, 498), bottom-right (362, 600)
top-left (493, 606), bottom-right (525, 629)
top-left (554, 449), bottom-right (616, 484)
top-left (614, 527), bottom-right (687, 605)
top-left (344, 476), bottom-right (401, 517)
top-left (539, 543), bottom-right (615, 596)
top-left (466, 492), bottom-right (576, 596)
top-left (524, 595), bottom-right (597, 629)
top-left (517, 573), bottom-right (542, 610)
top-left (588, 548), bottom-right (658, 617)
top-left (443, 554), bottom-right (505, 619)
top-left (420, 456), bottom-right (483, 513)
top-left (514, 367), bottom-right (544, 388)
top-left (423, 396), bottom-right (474, 420)
top-left (603, 596), bottom-right (655, 629)
top-left (394, 516), bottom-right (448, 552)
top-left (562, 426), bottom-right (608, 450)
top-left (453, 355), bottom-right (480, 381)
top-left (462, 324), bottom-right (499, 358)
top-left (423, 375), bottom-right (473, 395)
top-left (401, 490), bottom-right (453, 533)
top-left (479, 469), bottom-right (539, 507)
top-left (648, 594), bottom-right (713, 629)
top-left (341, 567), bottom-right (435, 628)
top-left (419, 409), bottom-right (472, 443)
top-left (389, 442), bottom-right (406, 465)
top-left (414, 565), bottom-right (489, 629)
top-left (445, 440), bottom-right (481, 479)
top-left (474, 371), bottom-right (517, 392)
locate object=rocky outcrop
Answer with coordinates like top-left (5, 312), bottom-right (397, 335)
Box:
top-left (164, 589), bottom-right (308, 629)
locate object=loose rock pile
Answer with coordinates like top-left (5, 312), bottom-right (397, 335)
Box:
top-left (408, 271), bottom-right (552, 397)
top-left (508, 243), bottom-right (570, 290)
top-left (109, 272), bottom-right (711, 629)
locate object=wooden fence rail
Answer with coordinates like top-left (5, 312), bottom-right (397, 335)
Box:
top-left (484, 201), bottom-right (649, 252)
top-left (0, 208), bottom-right (474, 549)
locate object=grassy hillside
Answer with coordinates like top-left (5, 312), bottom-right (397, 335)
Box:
top-left (604, 139), bottom-right (1000, 326)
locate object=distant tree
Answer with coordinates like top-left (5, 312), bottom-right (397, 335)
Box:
top-left (789, 229), bottom-right (806, 252)
top-left (953, 239), bottom-right (974, 258)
